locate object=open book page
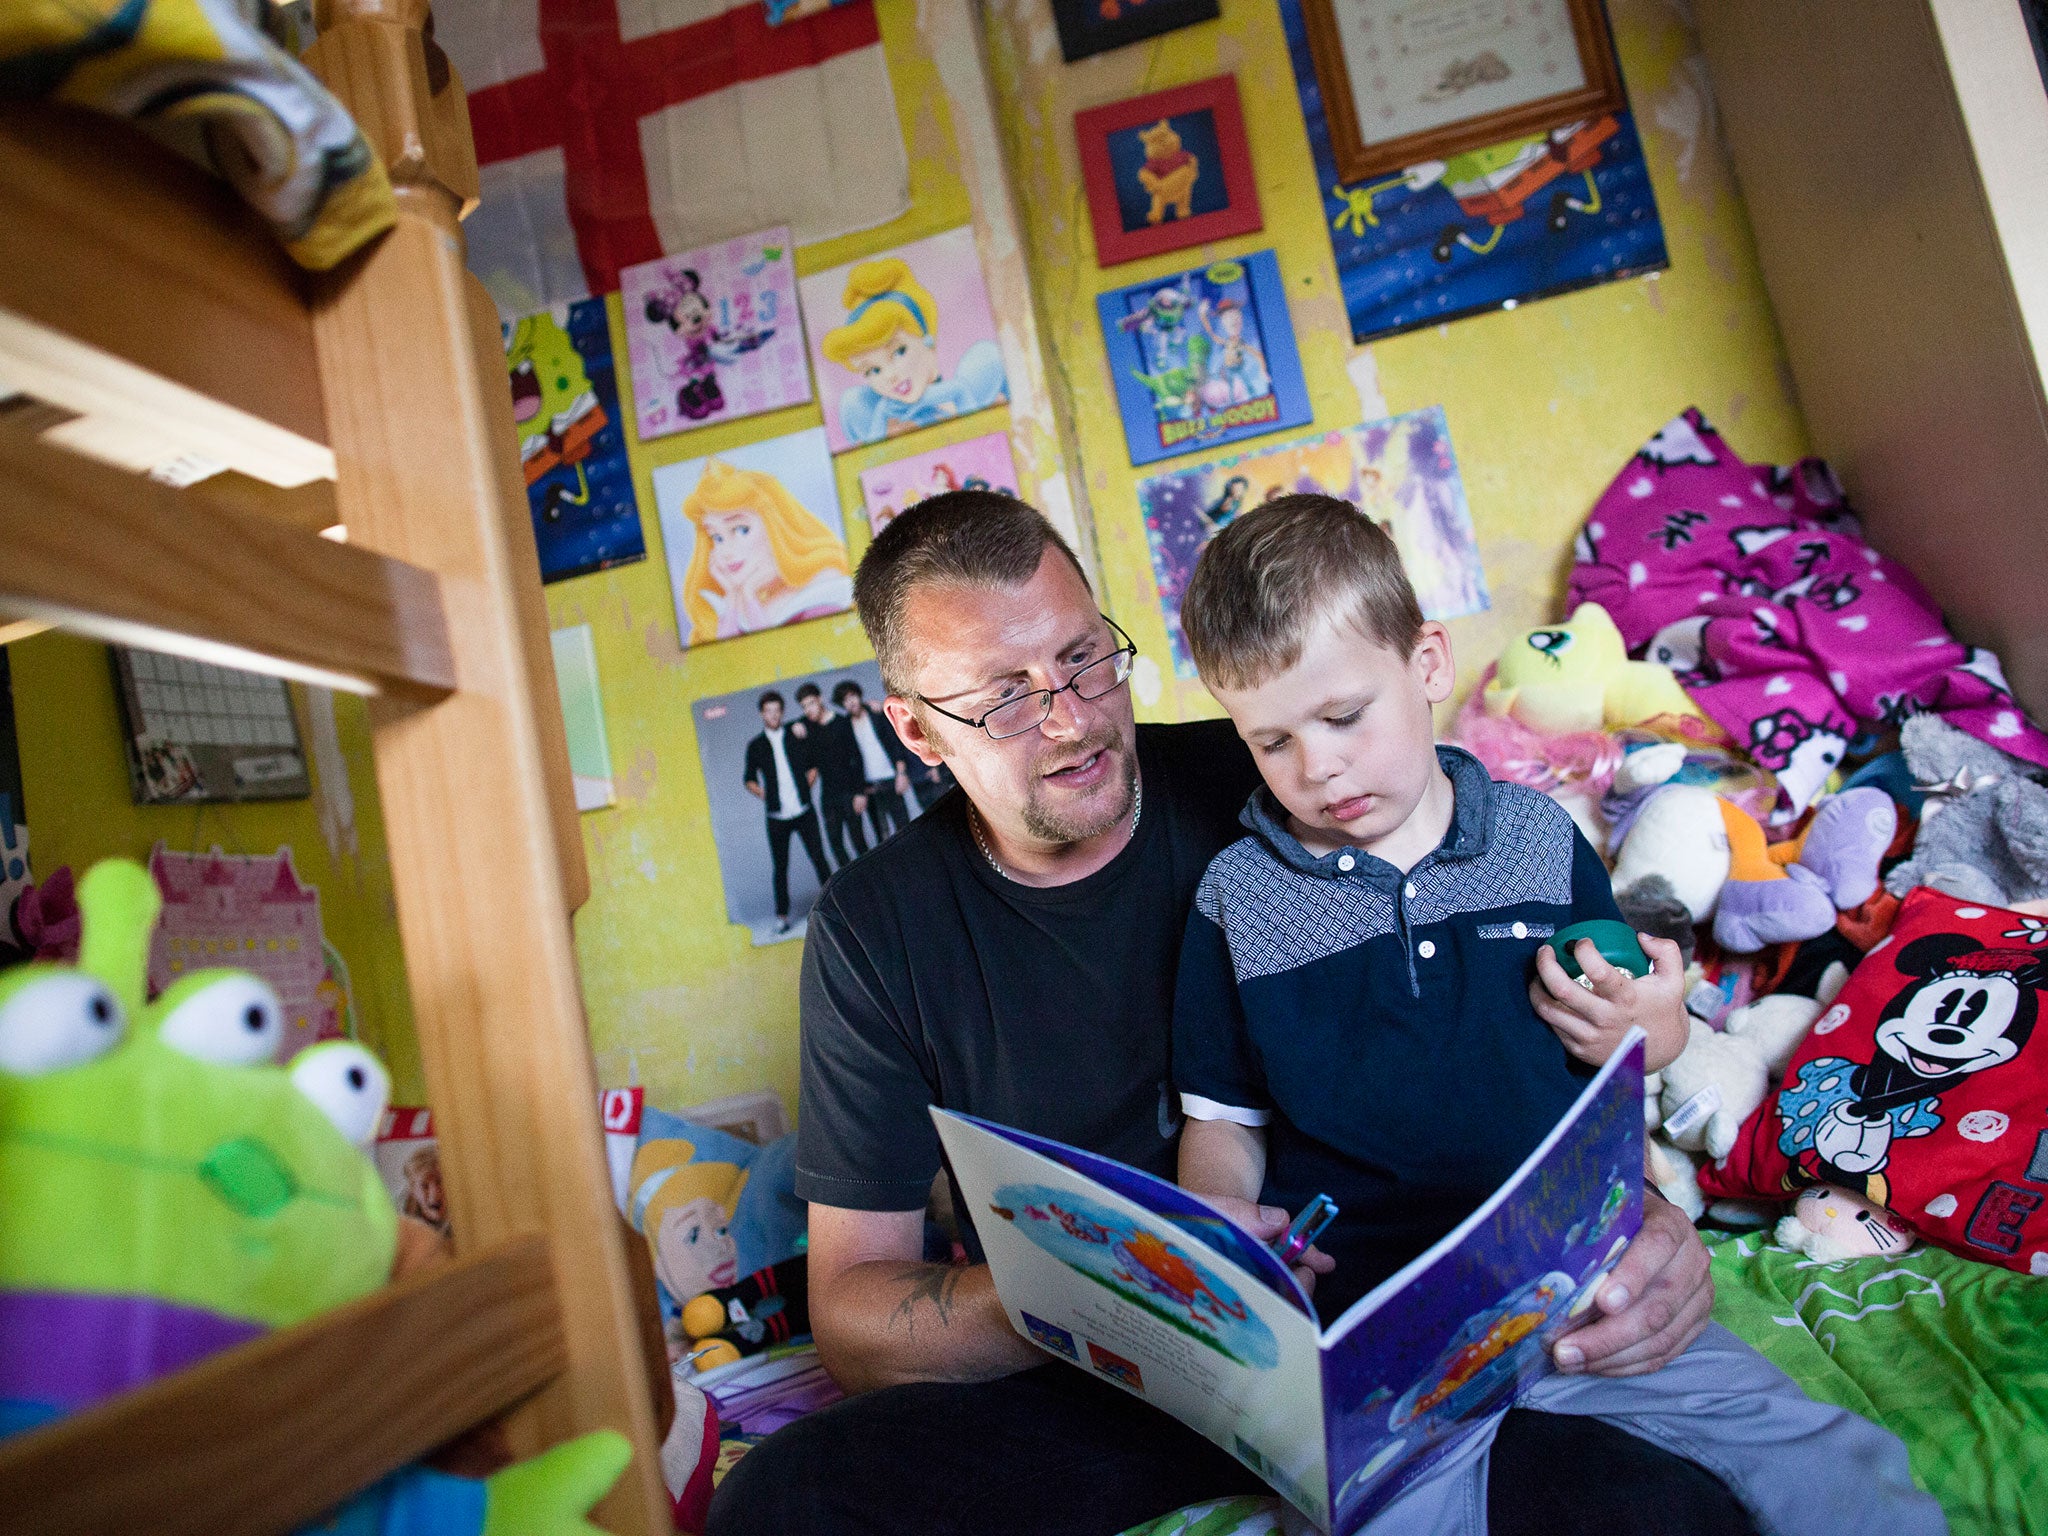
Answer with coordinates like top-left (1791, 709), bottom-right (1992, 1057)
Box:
top-left (934, 1110), bottom-right (1333, 1525)
top-left (1318, 1035), bottom-right (1647, 1533)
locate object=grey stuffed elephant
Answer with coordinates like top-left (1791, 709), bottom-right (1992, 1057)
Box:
top-left (1886, 714), bottom-right (2048, 906)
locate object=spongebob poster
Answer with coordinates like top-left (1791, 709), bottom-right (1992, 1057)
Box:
top-left (1279, 0), bottom-right (1667, 345)
top-left (1096, 250), bottom-right (1312, 468)
top-left (1138, 411), bottom-right (1490, 677)
top-left (505, 297), bottom-right (646, 583)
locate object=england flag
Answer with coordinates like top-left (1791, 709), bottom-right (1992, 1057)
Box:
top-left (438, 0), bottom-right (911, 319)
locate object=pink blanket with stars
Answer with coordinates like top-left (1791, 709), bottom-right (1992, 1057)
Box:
top-left (1569, 410), bottom-right (2048, 819)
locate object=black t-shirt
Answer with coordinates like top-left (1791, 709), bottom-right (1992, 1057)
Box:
top-left (795, 720), bottom-right (1261, 1227)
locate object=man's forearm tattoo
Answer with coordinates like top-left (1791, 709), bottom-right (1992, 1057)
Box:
top-left (884, 1262), bottom-right (965, 1336)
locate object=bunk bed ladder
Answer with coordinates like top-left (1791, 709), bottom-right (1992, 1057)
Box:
top-left (0, 0), bottom-right (671, 1530)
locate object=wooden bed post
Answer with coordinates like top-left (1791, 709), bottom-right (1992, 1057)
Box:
top-left (303, 4), bottom-right (671, 1530)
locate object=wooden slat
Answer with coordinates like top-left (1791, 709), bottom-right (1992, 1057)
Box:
top-left (304, 2), bottom-right (670, 1528)
top-left (0, 104), bottom-right (333, 488)
top-left (0, 1236), bottom-right (563, 1536)
top-left (0, 432), bottom-right (452, 698)
top-left (464, 275), bottom-right (592, 914)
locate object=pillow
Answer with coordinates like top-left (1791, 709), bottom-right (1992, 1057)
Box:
top-left (630, 1105), bottom-right (805, 1317)
top-left (1699, 887), bottom-right (2048, 1272)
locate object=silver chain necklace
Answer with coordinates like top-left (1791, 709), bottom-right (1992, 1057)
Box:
top-left (969, 774), bottom-right (1141, 881)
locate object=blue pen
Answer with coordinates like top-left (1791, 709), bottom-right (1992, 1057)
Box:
top-left (1272, 1192), bottom-right (1338, 1265)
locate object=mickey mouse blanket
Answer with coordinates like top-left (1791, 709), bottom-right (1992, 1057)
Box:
top-left (1700, 887), bottom-right (2048, 1272)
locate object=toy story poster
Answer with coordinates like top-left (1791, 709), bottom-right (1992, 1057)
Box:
top-left (1096, 250), bottom-right (1312, 468)
top-left (798, 226), bottom-right (1010, 453)
top-left (935, 1038), bottom-right (1646, 1535)
top-left (1278, 0), bottom-right (1667, 345)
top-left (1139, 411), bottom-right (1490, 675)
top-left (856, 430), bottom-right (1019, 537)
top-left (619, 226), bottom-right (811, 441)
top-left (505, 297), bottom-right (646, 583)
top-left (652, 426), bottom-right (853, 649)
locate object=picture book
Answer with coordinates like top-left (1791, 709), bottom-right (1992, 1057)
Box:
top-left (1095, 250), bottom-right (1312, 468)
top-left (932, 1034), bottom-right (1645, 1534)
top-left (619, 227), bottom-right (811, 442)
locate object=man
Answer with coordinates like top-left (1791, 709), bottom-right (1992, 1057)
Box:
top-left (832, 678), bottom-right (914, 846)
top-left (791, 682), bottom-right (867, 869)
top-left (740, 690), bottom-right (832, 936)
top-left (710, 494), bottom-right (1732, 1536)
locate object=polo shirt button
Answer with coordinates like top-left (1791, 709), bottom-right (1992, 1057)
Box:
top-left (1512, 921), bottom-right (1528, 940)
top-left (1404, 881), bottom-right (1417, 899)
top-left (1418, 939), bottom-right (1437, 960)
top-left (1337, 854), bottom-right (1356, 872)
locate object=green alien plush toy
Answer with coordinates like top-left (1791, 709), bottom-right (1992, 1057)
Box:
top-left (0, 859), bottom-right (631, 1533)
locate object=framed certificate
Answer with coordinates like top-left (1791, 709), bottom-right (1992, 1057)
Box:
top-left (1301, 0), bottom-right (1625, 183)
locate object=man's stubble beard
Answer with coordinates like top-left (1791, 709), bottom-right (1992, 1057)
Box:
top-left (1018, 733), bottom-right (1137, 846)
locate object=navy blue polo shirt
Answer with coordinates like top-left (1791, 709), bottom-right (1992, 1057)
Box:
top-left (1172, 746), bottom-right (1625, 1321)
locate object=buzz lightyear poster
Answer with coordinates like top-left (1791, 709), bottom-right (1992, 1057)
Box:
top-left (504, 297), bottom-right (646, 583)
top-left (1279, 0), bottom-right (1667, 345)
top-left (1095, 250), bottom-right (1312, 469)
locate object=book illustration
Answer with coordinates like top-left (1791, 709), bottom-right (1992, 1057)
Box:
top-left (990, 1183), bottom-right (1279, 1369)
top-left (936, 1034), bottom-right (1646, 1535)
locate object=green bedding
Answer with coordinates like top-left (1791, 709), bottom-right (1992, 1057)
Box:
top-left (1706, 1231), bottom-right (2048, 1536)
top-left (1118, 1235), bottom-right (2047, 1536)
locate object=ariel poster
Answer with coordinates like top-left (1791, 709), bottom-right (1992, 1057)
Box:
top-left (798, 226), bottom-right (1010, 453)
top-left (652, 426), bottom-right (853, 648)
top-left (505, 297), bottom-right (646, 583)
top-left (619, 226), bottom-right (811, 442)
top-left (1138, 411), bottom-right (1490, 676)
top-left (856, 431), bottom-right (1019, 536)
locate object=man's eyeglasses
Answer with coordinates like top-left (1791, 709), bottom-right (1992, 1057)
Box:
top-left (917, 616), bottom-right (1139, 742)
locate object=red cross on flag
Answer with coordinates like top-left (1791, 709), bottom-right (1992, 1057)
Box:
top-left (436, 0), bottom-right (911, 319)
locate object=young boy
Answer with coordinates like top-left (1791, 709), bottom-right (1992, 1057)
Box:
top-left (1171, 496), bottom-right (1941, 1536)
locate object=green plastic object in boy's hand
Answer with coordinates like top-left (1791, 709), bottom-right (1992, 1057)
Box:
top-left (1547, 919), bottom-right (1651, 981)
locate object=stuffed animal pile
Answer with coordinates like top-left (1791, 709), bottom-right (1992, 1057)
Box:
top-left (1458, 410), bottom-right (2048, 1273)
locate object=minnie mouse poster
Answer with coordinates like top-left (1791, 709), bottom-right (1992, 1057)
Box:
top-left (1777, 936), bottom-right (2047, 1188)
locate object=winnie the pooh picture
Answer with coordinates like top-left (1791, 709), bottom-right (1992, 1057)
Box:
top-left (1135, 118), bottom-right (1200, 223)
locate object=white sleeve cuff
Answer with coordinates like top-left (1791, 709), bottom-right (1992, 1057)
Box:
top-left (1180, 1092), bottom-right (1271, 1127)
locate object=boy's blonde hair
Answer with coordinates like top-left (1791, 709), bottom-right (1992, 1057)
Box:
top-left (1182, 493), bottom-right (1424, 689)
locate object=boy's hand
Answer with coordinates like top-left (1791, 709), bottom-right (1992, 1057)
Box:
top-left (1199, 1194), bottom-right (1337, 1296)
top-left (1530, 933), bottom-right (1688, 1072)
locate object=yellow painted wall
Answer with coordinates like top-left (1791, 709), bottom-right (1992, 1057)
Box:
top-left (7, 634), bottom-right (423, 1098)
top-left (982, 0), bottom-right (1810, 723)
top-left (540, 0), bottom-right (1020, 1117)
top-left (539, 0), bottom-right (1814, 1122)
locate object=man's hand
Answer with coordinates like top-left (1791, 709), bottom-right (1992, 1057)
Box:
top-left (1530, 933), bottom-right (1688, 1072)
top-left (1551, 1191), bottom-right (1713, 1377)
top-left (1197, 1192), bottom-right (1336, 1297)
top-left (853, 793), bottom-right (868, 815)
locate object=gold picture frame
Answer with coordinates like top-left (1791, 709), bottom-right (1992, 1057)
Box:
top-left (1302, 0), bottom-right (1626, 184)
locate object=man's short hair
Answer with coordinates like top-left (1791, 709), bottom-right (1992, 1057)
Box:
top-left (794, 682), bottom-right (822, 702)
top-left (831, 679), bottom-right (864, 707)
top-left (757, 690), bottom-right (785, 712)
top-left (1181, 493), bottom-right (1424, 690)
top-left (853, 490), bottom-right (1088, 695)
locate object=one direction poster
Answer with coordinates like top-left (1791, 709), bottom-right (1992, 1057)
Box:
top-left (1138, 411), bottom-right (1490, 676)
top-left (619, 226), bottom-right (812, 442)
top-left (506, 297), bottom-right (646, 582)
top-left (1095, 250), bottom-right (1312, 469)
top-left (856, 430), bottom-right (1019, 537)
top-left (1280, 0), bottom-right (1667, 345)
top-left (692, 659), bottom-right (950, 945)
top-left (799, 226), bottom-right (1009, 453)
top-left (652, 426), bottom-right (853, 649)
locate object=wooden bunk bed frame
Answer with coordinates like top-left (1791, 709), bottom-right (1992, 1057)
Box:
top-left (0, 2), bottom-right (676, 1532)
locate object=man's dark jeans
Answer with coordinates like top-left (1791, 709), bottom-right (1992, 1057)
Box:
top-left (705, 1361), bottom-right (1758, 1535)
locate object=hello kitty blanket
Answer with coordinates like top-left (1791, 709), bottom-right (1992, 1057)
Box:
top-left (1568, 411), bottom-right (2048, 816)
